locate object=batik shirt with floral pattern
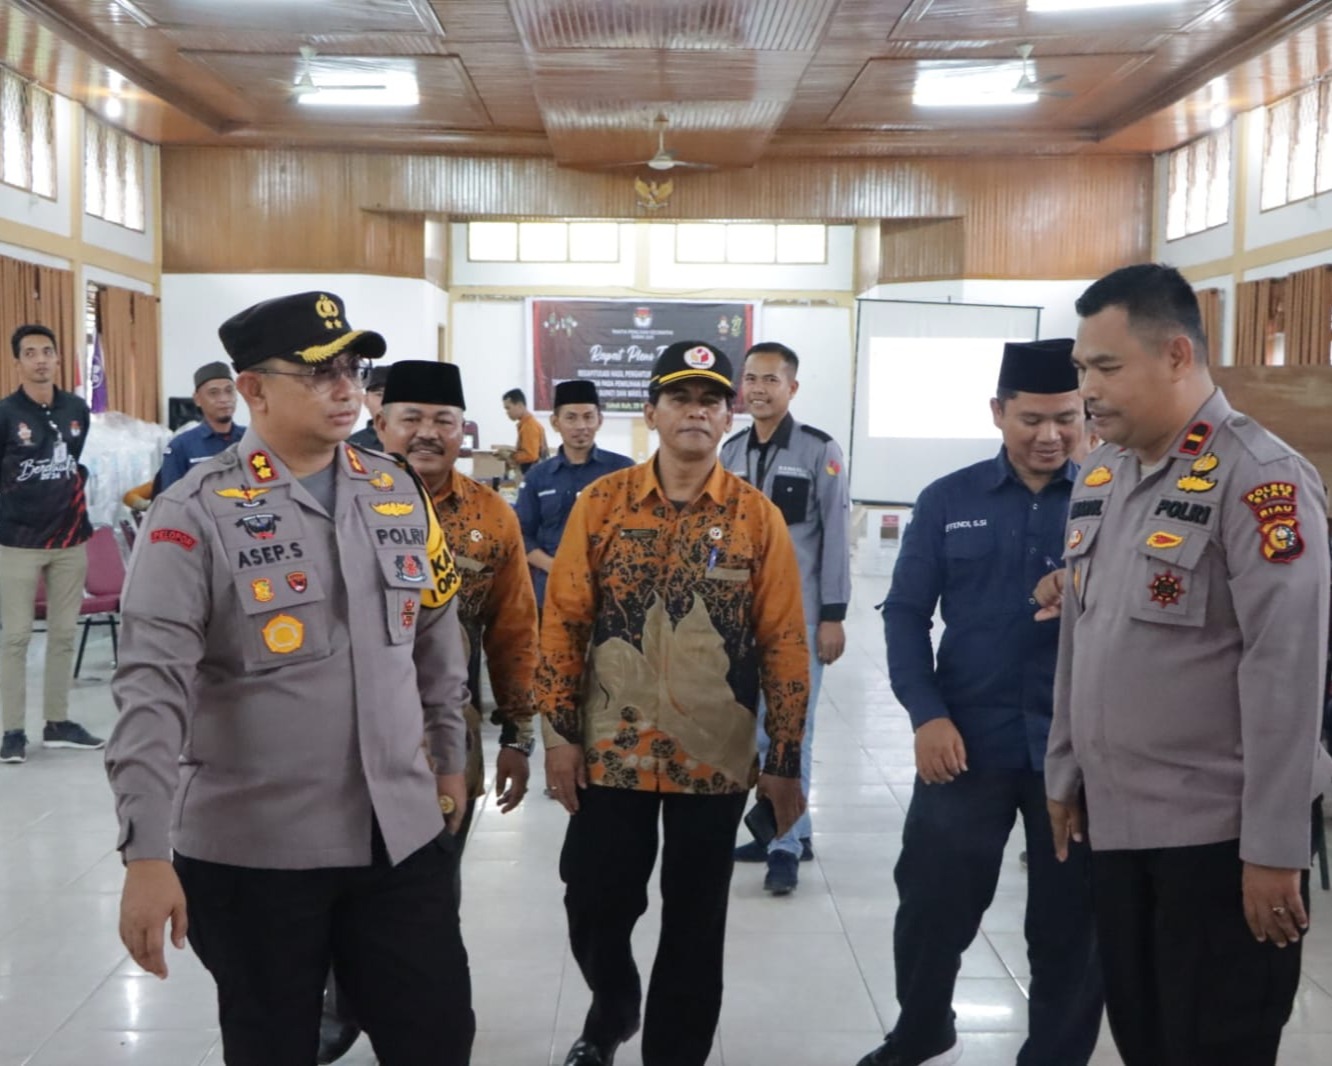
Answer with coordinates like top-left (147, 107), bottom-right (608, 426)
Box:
top-left (537, 457), bottom-right (809, 794)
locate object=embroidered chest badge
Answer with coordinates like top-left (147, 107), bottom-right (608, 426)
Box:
top-left (262, 614), bottom-right (304, 654)
top-left (1083, 466), bottom-right (1113, 488)
top-left (1146, 531), bottom-right (1185, 550)
top-left (1177, 452), bottom-right (1219, 494)
top-left (251, 578), bottom-right (275, 603)
top-left (371, 501), bottom-right (414, 517)
top-left (396, 555), bottom-right (427, 583)
top-left (1149, 570), bottom-right (1186, 607)
top-left (369, 471), bottom-right (394, 492)
top-left (1067, 528), bottom-right (1084, 551)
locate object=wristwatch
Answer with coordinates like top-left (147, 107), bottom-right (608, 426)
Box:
top-left (502, 739), bottom-right (535, 757)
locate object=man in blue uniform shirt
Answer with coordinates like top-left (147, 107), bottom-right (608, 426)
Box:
top-left (155, 362), bottom-right (244, 492)
top-left (856, 340), bottom-right (1102, 1066)
top-left (515, 379), bottom-right (632, 608)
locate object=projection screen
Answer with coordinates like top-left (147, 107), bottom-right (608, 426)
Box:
top-left (850, 299), bottom-right (1042, 503)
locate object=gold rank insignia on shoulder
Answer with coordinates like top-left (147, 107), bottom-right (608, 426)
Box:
top-left (372, 501), bottom-right (415, 517)
top-left (1084, 466), bottom-right (1113, 487)
top-left (249, 451), bottom-right (277, 482)
top-left (345, 446), bottom-right (368, 476)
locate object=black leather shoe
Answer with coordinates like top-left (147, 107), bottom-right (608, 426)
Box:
top-left (562, 1037), bottom-right (616, 1065)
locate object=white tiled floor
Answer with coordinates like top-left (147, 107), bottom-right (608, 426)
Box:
top-left (1, 557), bottom-right (1331, 1065)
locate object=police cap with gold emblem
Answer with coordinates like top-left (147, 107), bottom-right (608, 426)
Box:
top-left (382, 360), bottom-right (466, 410)
top-left (218, 291), bottom-right (387, 373)
top-left (649, 340), bottom-right (735, 398)
top-left (997, 338), bottom-right (1078, 395)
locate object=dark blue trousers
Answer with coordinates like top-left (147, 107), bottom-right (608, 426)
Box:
top-left (890, 770), bottom-right (1103, 1066)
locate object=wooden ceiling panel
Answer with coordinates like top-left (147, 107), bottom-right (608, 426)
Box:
top-left (159, 30), bottom-right (452, 56)
top-left (3, 0), bottom-right (1332, 166)
top-left (182, 52), bottom-right (492, 130)
top-left (508, 0), bottom-right (839, 51)
top-left (889, 0), bottom-right (1225, 41)
top-left (543, 100), bottom-right (788, 166)
top-left (426, 1), bottom-right (523, 43)
top-left (830, 53), bottom-right (1152, 130)
top-left (116, 0), bottom-right (441, 35)
top-left (447, 41), bottom-right (543, 130)
top-left (528, 48), bottom-right (812, 103)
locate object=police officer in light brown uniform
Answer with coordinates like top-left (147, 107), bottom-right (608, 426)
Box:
top-left (105, 292), bottom-right (475, 1066)
top-left (1043, 265), bottom-right (1330, 1066)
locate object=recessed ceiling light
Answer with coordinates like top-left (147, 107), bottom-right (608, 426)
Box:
top-left (1027, 0), bottom-right (1180, 12)
top-left (1209, 105), bottom-right (1229, 130)
top-left (295, 61), bottom-right (420, 109)
top-left (105, 97), bottom-right (124, 119)
top-left (913, 64), bottom-right (1039, 108)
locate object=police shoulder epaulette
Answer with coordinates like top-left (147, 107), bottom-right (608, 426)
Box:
top-left (799, 424), bottom-right (833, 444)
top-left (1226, 413), bottom-right (1290, 466)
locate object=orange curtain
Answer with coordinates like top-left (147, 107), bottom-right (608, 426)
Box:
top-left (1233, 278), bottom-right (1284, 366)
top-left (1196, 287), bottom-right (1223, 362)
top-left (1282, 265), bottom-right (1332, 366)
top-left (0, 255), bottom-right (78, 396)
top-left (95, 286), bottom-right (161, 422)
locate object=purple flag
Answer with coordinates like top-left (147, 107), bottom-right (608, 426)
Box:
top-left (90, 333), bottom-right (108, 414)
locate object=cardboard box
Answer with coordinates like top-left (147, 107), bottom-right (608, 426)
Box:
top-left (470, 451), bottom-right (508, 479)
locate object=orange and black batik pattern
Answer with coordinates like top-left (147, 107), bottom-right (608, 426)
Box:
top-left (536, 458), bottom-right (809, 794)
top-left (433, 467), bottom-right (538, 741)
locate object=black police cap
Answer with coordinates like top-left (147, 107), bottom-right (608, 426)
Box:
top-left (218, 291), bottom-right (386, 373)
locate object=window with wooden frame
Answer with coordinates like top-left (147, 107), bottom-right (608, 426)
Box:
top-left (1164, 126), bottom-right (1231, 241)
top-left (1260, 80), bottom-right (1332, 211)
top-left (0, 67), bottom-right (56, 199)
top-left (84, 113), bottom-right (146, 232)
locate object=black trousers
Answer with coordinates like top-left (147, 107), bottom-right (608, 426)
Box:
top-left (176, 831), bottom-right (474, 1066)
top-left (1092, 840), bottom-right (1307, 1066)
top-left (560, 785), bottom-right (747, 1066)
top-left (891, 770), bottom-right (1103, 1066)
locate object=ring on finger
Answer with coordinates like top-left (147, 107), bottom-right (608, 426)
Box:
top-left (1271, 905), bottom-right (1287, 916)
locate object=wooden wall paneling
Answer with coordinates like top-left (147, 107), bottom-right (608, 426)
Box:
top-left (1212, 366), bottom-right (1332, 486)
top-left (878, 218), bottom-right (964, 282)
top-left (1282, 264), bottom-right (1332, 367)
top-left (162, 148), bottom-right (1152, 279)
top-left (1196, 287), bottom-right (1223, 362)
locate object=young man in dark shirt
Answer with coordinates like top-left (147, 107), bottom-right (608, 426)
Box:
top-left (0, 325), bottom-right (103, 764)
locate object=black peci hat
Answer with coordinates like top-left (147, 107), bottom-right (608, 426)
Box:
top-left (553, 379), bottom-right (601, 408)
top-left (218, 291), bottom-right (386, 373)
top-left (997, 338), bottom-right (1078, 395)
top-left (382, 360), bottom-right (466, 410)
top-left (649, 341), bottom-right (735, 397)
top-left (193, 361), bottom-right (233, 390)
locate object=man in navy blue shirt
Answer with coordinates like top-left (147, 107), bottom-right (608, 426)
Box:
top-left (515, 379), bottom-right (632, 608)
top-left (154, 362), bottom-right (244, 492)
top-left (856, 340), bottom-right (1102, 1066)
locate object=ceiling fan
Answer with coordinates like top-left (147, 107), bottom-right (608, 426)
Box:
top-left (1012, 43), bottom-right (1073, 99)
top-left (606, 114), bottom-right (716, 171)
top-left (291, 45), bottom-right (387, 97)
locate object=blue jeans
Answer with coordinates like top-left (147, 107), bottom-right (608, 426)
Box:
top-left (755, 624), bottom-right (822, 857)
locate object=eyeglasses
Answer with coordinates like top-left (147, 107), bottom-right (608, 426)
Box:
top-left (249, 357), bottom-right (371, 394)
